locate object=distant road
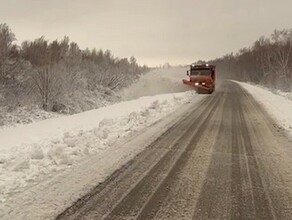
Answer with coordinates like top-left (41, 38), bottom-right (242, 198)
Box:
top-left (57, 81), bottom-right (292, 220)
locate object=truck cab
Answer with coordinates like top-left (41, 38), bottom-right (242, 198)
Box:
top-left (183, 63), bottom-right (216, 94)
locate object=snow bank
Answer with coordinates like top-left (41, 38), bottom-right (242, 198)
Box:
top-left (235, 81), bottom-right (292, 136)
top-left (0, 91), bottom-right (199, 207)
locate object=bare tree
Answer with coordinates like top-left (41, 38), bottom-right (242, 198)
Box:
top-left (210, 28), bottom-right (292, 91)
top-left (0, 23), bottom-right (22, 80)
top-left (270, 29), bottom-right (292, 90)
top-left (0, 23), bottom-right (149, 114)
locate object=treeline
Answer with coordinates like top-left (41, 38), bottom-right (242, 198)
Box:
top-left (210, 29), bottom-right (292, 91)
top-left (0, 23), bottom-right (148, 112)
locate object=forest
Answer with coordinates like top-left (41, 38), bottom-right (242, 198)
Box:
top-left (210, 29), bottom-right (292, 91)
top-left (0, 23), bottom-right (149, 114)
top-left (1, 23), bottom-right (291, 117)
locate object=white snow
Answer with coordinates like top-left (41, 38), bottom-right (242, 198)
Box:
top-left (235, 81), bottom-right (292, 136)
top-left (0, 67), bottom-right (204, 219)
top-left (2, 75), bottom-right (290, 219)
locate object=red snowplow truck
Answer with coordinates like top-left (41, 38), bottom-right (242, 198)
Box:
top-left (183, 63), bottom-right (216, 94)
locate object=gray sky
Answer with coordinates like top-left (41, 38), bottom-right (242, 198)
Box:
top-left (1, 0), bottom-right (292, 67)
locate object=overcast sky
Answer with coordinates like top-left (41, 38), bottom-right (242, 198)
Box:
top-left (1, 0), bottom-right (292, 66)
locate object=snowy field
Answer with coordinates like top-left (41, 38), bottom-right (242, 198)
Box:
top-left (0, 67), bottom-right (202, 219)
top-left (235, 81), bottom-right (292, 137)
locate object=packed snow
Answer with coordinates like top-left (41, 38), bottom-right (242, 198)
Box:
top-left (0, 67), bottom-right (204, 219)
top-left (0, 93), bottom-right (197, 199)
top-left (235, 81), bottom-right (292, 137)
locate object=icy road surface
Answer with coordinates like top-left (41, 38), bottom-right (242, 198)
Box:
top-left (57, 81), bottom-right (292, 220)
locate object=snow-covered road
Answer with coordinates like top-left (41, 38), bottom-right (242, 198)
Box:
top-left (1, 66), bottom-right (292, 219)
top-left (56, 81), bottom-right (292, 220)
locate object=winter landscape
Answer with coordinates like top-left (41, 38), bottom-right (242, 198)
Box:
top-left (1, 1), bottom-right (292, 220)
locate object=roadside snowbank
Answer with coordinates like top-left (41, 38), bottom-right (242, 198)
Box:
top-left (235, 81), bottom-right (292, 136)
top-left (0, 90), bottom-right (202, 219)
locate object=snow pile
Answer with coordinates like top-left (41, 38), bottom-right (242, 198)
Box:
top-left (235, 81), bottom-right (292, 136)
top-left (121, 67), bottom-right (191, 100)
top-left (0, 91), bottom-right (197, 204)
top-left (271, 89), bottom-right (292, 101)
top-left (243, 82), bottom-right (292, 102)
